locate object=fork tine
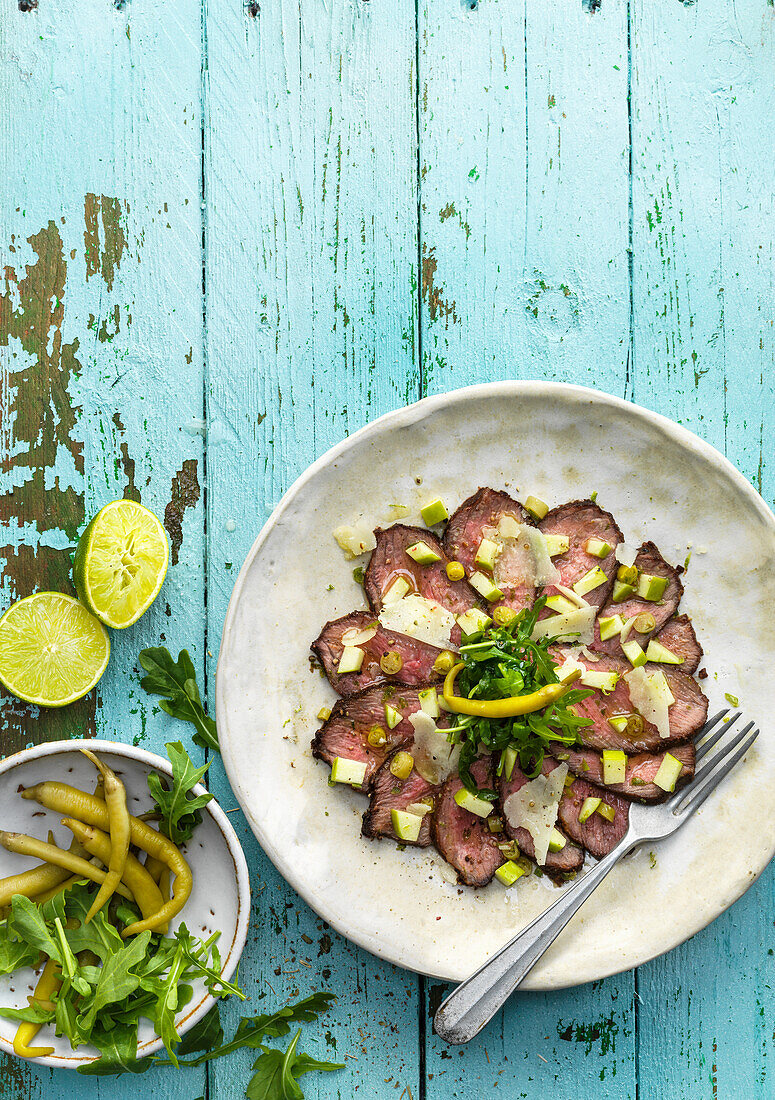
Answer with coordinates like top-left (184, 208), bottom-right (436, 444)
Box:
top-left (694, 711), bottom-right (741, 761)
top-left (690, 717), bottom-right (747, 770)
top-left (698, 707), bottom-right (731, 738)
top-left (694, 720), bottom-right (753, 776)
top-left (676, 728), bottom-right (759, 818)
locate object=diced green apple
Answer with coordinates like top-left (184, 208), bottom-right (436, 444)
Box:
top-left (653, 752), bottom-right (683, 793)
top-left (545, 594), bottom-right (578, 615)
top-left (598, 614), bottom-right (625, 641)
top-left (495, 859), bottom-right (527, 886)
top-left (578, 796), bottom-right (601, 823)
top-left (607, 714), bottom-right (630, 733)
top-left (453, 788), bottom-right (494, 818)
top-left (330, 757), bottom-right (368, 787)
top-left (421, 498), bottom-right (449, 526)
top-left (337, 646), bottom-right (365, 674)
top-left (456, 608), bottom-right (492, 636)
top-left (383, 575), bottom-right (411, 604)
top-left (384, 703), bottom-right (403, 729)
top-left (469, 570), bottom-right (503, 602)
top-left (585, 538), bottom-right (613, 558)
top-left (474, 538), bottom-right (500, 572)
top-left (544, 534), bottom-right (570, 557)
top-left (572, 567), bottom-right (608, 597)
top-left (645, 639), bottom-right (684, 664)
top-left (418, 687), bottom-right (440, 718)
top-left (596, 801), bottom-right (616, 822)
top-left (548, 827), bottom-right (567, 853)
top-left (391, 808), bottom-right (424, 842)
top-left (580, 669), bottom-right (620, 694)
top-left (611, 580), bottom-right (636, 604)
top-left (637, 573), bottom-right (669, 602)
top-left (501, 745), bottom-right (518, 781)
top-left (602, 749), bottom-right (627, 785)
top-left (523, 495), bottom-right (549, 521)
top-left (406, 541), bottom-right (442, 565)
top-left (621, 639), bottom-right (647, 668)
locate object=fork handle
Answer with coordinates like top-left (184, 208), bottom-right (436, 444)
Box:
top-left (434, 838), bottom-right (636, 1045)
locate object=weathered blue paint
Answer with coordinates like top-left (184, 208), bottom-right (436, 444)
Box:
top-left (0, 0), bottom-right (773, 1097)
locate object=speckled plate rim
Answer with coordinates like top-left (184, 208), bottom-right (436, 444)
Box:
top-left (216, 380), bottom-right (775, 986)
top-left (0, 738), bottom-right (251, 1069)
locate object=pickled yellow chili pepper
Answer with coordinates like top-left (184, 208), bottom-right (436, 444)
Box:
top-left (61, 819), bottom-right (164, 924)
top-left (21, 783), bottom-right (192, 938)
top-left (442, 663), bottom-right (582, 717)
top-left (79, 750), bottom-right (131, 923)
top-left (12, 958), bottom-right (61, 1059)
top-left (0, 833), bottom-right (134, 901)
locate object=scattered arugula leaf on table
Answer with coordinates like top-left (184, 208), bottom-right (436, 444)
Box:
top-left (147, 741), bottom-right (214, 845)
top-left (139, 646), bottom-right (219, 752)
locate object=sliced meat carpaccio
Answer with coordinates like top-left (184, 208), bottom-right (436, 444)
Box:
top-left (652, 614), bottom-right (703, 675)
top-left (364, 524), bottom-right (481, 623)
top-left (497, 763), bottom-right (584, 874)
top-left (538, 500), bottom-right (623, 611)
top-left (557, 773), bottom-right (629, 860)
top-left (442, 487), bottom-right (537, 615)
top-left (553, 649), bottom-right (709, 752)
top-left (591, 541), bottom-right (684, 655)
top-left (362, 748), bottom-right (437, 847)
top-left (548, 742), bottom-right (695, 803)
top-left (312, 683), bottom-right (442, 789)
top-left (432, 758), bottom-right (503, 887)
top-left (311, 610), bottom-right (444, 696)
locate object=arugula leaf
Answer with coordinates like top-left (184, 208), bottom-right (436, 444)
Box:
top-left (76, 1021), bottom-right (152, 1076)
top-left (160, 992), bottom-right (338, 1068)
top-left (78, 931), bottom-right (152, 1032)
top-left (147, 741), bottom-right (214, 845)
top-left (175, 1004), bottom-right (223, 1056)
top-left (246, 1030), bottom-right (343, 1100)
top-left (0, 921), bottom-right (38, 975)
top-left (10, 894), bottom-right (61, 963)
top-left (139, 647), bottom-right (219, 751)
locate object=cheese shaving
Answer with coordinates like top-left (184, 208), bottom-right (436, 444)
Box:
top-left (624, 666), bottom-right (673, 738)
top-left (333, 523), bottom-right (376, 559)
top-left (615, 543), bottom-right (639, 568)
top-left (503, 764), bottom-right (568, 866)
top-left (531, 602), bottom-right (597, 646)
top-left (341, 623), bottom-right (378, 646)
top-left (408, 712), bottom-right (460, 784)
top-left (379, 594), bottom-right (455, 650)
top-left (493, 523), bottom-right (560, 590)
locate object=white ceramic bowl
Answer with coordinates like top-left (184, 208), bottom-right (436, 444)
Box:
top-left (216, 381), bottom-right (775, 988)
top-left (0, 738), bottom-right (250, 1068)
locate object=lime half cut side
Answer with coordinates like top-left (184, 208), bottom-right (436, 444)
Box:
top-left (74, 500), bottom-right (169, 629)
top-left (0, 592), bottom-right (110, 707)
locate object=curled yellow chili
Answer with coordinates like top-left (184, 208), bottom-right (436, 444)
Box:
top-left (79, 750), bottom-right (131, 923)
top-left (0, 832), bottom-right (134, 902)
top-left (12, 957), bottom-right (61, 1059)
top-left (21, 783), bottom-right (192, 938)
top-left (61, 819), bottom-right (163, 924)
top-left (442, 663), bottom-right (582, 717)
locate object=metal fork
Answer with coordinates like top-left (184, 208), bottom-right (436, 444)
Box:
top-left (434, 709), bottom-right (758, 1045)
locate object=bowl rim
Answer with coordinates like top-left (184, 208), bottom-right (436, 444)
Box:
top-left (0, 736), bottom-right (251, 1069)
top-left (216, 379), bottom-right (775, 985)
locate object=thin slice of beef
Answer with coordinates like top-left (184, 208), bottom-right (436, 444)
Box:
top-left (313, 684), bottom-right (438, 789)
top-left (653, 614), bottom-right (703, 675)
top-left (362, 748), bottom-right (437, 847)
top-left (552, 648), bottom-right (708, 752)
top-left (497, 763), bottom-right (584, 873)
top-left (442, 488), bottom-right (537, 614)
top-left (363, 524), bottom-right (482, 628)
top-left (538, 500), bottom-right (623, 611)
top-left (557, 774), bottom-right (629, 859)
top-left (548, 742), bottom-right (695, 803)
top-left (432, 758), bottom-right (503, 887)
top-left (311, 610), bottom-right (444, 696)
top-left (591, 541), bottom-right (683, 655)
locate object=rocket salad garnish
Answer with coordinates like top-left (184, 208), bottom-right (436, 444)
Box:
top-left (444, 597), bottom-right (595, 799)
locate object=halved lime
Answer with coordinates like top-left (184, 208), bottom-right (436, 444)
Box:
top-left (73, 500), bottom-right (169, 628)
top-left (0, 592), bottom-right (110, 707)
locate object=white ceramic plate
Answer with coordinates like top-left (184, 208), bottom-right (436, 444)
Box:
top-left (0, 739), bottom-right (250, 1067)
top-left (216, 382), bottom-right (775, 988)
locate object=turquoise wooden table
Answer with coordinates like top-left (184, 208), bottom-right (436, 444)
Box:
top-left (1, 0), bottom-right (773, 1096)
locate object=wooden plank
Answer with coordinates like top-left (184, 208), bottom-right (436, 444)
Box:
top-left (0, 1), bottom-right (206, 1095)
top-left (631, 3), bottom-right (775, 1097)
top-left (202, 0), bottom-right (421, 1096)
top-left (418, 1), bottom-right (636, 1095)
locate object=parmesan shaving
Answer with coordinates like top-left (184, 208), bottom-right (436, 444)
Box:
top-left (333, 523), bottom-right (376, 559)
top-left (379, 594), bottom-right (455, 650)
top-left (531, 603), bottom-right (597, 646)
top-left (341, 623), bottom-right (378, 646)
top-left (408, 712), bottom-right (460, 784)
top-left (503, 764), bottom-right (568, 866)
top-left (624, 666), bottom-right (673, 738)
top-left (615, 543), bottom-right (639, 568)
top-left (493, 524), bottom-right (560, 590)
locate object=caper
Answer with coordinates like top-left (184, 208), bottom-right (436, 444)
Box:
top-left (446, 561), bottom-right (466, 581)
top-left (493, 605), bottom-right (517, 627)
top-left (367, 725), bottom-right (387, 747)
top-left (632, 612), bottom-right (656, 634)
top-left (380, 650), bottom-right (404, 674)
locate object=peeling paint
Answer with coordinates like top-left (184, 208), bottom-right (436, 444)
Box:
top-left (83, 193), bottom-right (128, 292)
top-left (112, 412), bottom-right (141, 502)
top-left (164, 458), bottom-right (201, 565)
top-left (438, 203), bottom-right (471, 241)
top-left (421, 245), bottom-right (459, 326)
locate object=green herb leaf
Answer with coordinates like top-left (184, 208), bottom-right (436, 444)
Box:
top-left (138, 647), bottom-right (219, 752)
top-left (147, 741), bottom-right (213, 845)
top-left (246, 1030), bottom-right (343, 1100)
